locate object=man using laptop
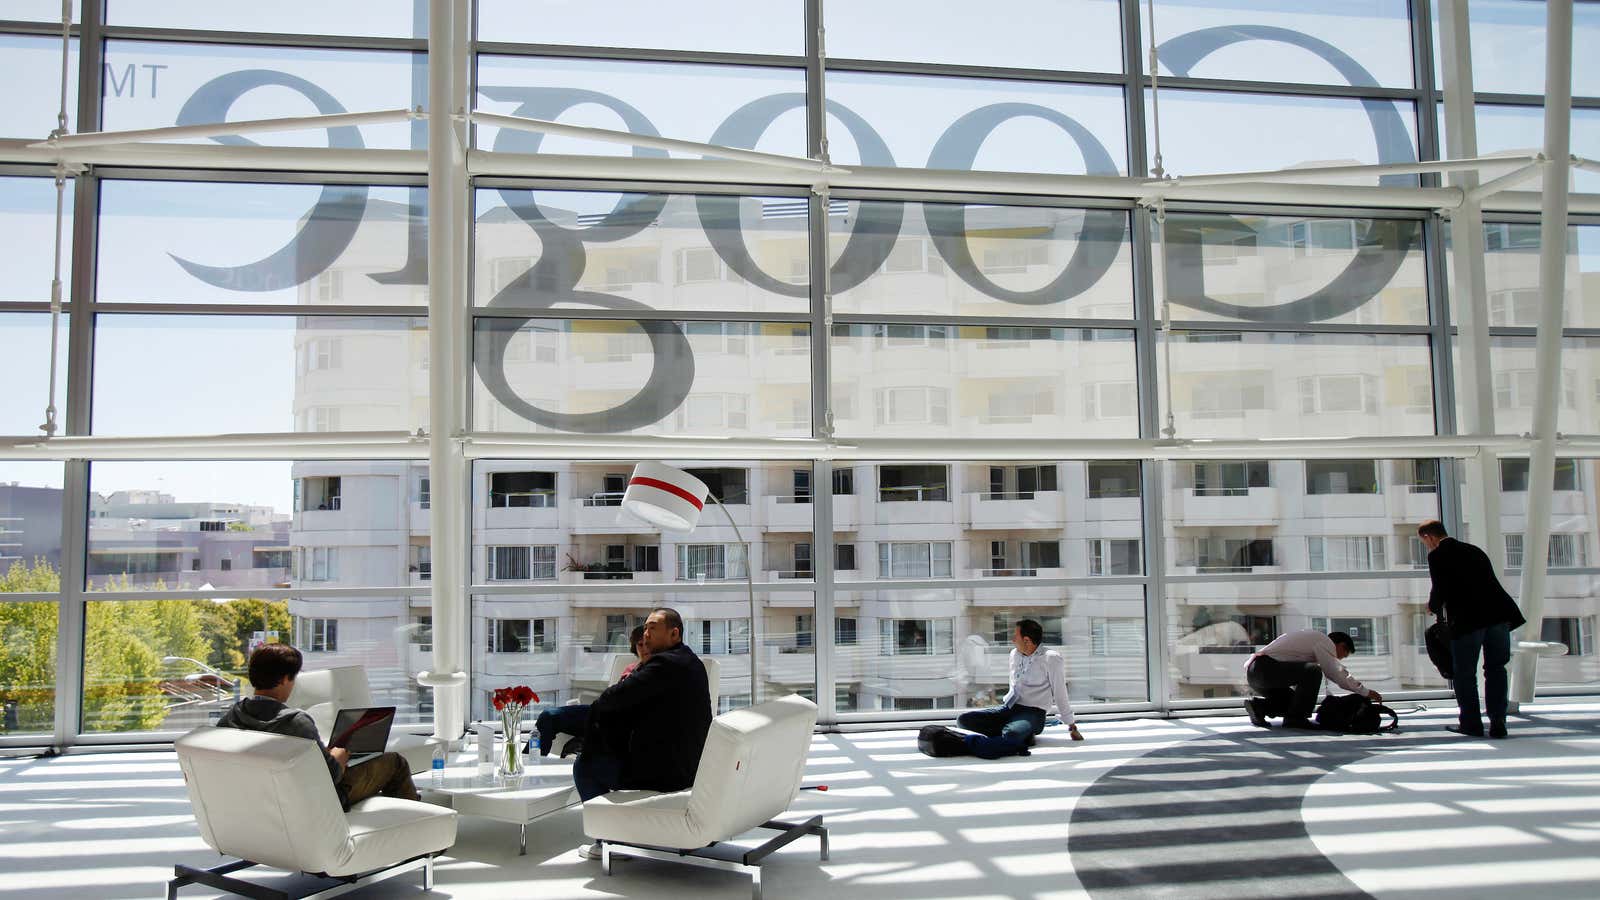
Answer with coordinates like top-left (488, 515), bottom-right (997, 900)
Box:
top-left (217, 644), bottom-right (419, 810)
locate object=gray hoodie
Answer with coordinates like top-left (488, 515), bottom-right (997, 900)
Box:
top-left (216, 696), bottom-right (345, 802)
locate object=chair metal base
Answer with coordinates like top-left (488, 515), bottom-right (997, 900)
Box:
top-left (599, 816), bottom-right (828, 900)
top-left (166, 852), bottom-right (437, 900)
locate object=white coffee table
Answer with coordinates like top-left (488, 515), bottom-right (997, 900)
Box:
top-left (422, 760), bottom-right (580, 855)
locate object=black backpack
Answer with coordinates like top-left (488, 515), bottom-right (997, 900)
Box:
top-left (1424, 616), bottom-right (1454, 679)
top-left (1314, 693), bottom-right (1399, 734)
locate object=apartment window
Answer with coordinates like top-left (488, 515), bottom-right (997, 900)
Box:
top-left (878, 464), bottom-right (948, 502)
top-left (985, 464), bottom-right (1058, 498)
top-left (1505, 533), bottom-right (1588, 569)
top-left (299, 406), bottom-right (340, 431)
top-left (1297, 374), bottom-right (1377, 414)
top-left (685, 322), bottom-right (750, 355)
top-left (301, 336), bottom-right (342, 372)
top-left (1405, 535), bottom-right (1430, 569)
top-left (1090, 618), bottom-right (1142, 656)
top-left (881, 618), bottom-right (953, 656)
top-left (877, 541), bottom-right (953, 578)
top-left (315, 269), bottom-right (343, 303)
top-left (795, 614), bottom-right (814, 649)
top-left (1190, 460), bottom-right (1269, 495)
top-left (832, 468), bottom-right (855, 495)
top-left (676, 544), bottom-right (749, 580)
top-left (489, 471), bottom-right (556, 508)
top-left (793, 469), bottom-right (812, 502)
top-left (688, 618), bottom-right (750, 655)
top-left (490, 619), bottom-right (531, 654)
top-left (298, 617), bottom-right (338, 653)
top-left (1499, 457), bottom-right (1580, 492)
top-left (302, 547), bottom-right (338, 582)
top-left (872, 323), bottom-right (948, 348)
top-left (603, 614), bottom-right (643, 651)
top-left (1310, 616), bottom-right (1390, 656)
top-left (417, 476), bottom-right (430, 509)
top-left (675, 246), bottom-right (727, 284)
top-left (1494, 369), bottom-right (1577, 410)
top-left (1087, 461), bottom-right (1141, 498)
top-left (1306, 459), bottom-right (1380, 495)
top-left (413, 615), bottom-right (432, 652)
top-left (301, 476), bottom-right (341, 511)
top-left (1230, 614), bottom-right (1278, 646)
top-left (684, 468), bottom-right (748, 505)
top-left (1288, 219), bottom-right (1358, 256)
top-left (633, 545), bottom-right (660, 572)
top-left (835, 543), bottom-right (857, 571)
top-left (875, 386), bottom-right (950, 425)
top-left (1089, 539), bottom-right (1141, 576)
top-left (792, 542), bottom-right (813, 576)
top-left (1191, 375), bottom-right (1269, 418)
top-left (989, 540), bottom-right (1007, 571)
top-left (199, 520), bottom-right (226, 532)
top-left (990, 613), bottom-right (1063, 645)
top-left (1541, 617), bottom-right (1593, 656)
top-left (980, 242), bottom-right (1048, 274)
top-left (1021, 540), bottom-right (1060, 570)
top-left (675, 393), bottom-right (749, 430)
top-left (886, 238), bottom-right (938, 273)
top-left (218, 558), bottom-right (232, 572)
top-left (1083, 381), bottom-right (1137, 419)
top-left (488, 545), bottom-right (557, 581)
top-left (1398, 459), bottom-right (1438, 493)
top-left (984, 382), bottom-right (1056, 423)
top-left (1308, 536), bottom-right (1388, 572)
top-left (888, 696), bottom-right (956, 711)
top-left (836, 617), bottom-right (858, 646)
top-left (1180, 537), bottom-right (1274, 572)
top-left (490, 256), bottom-right (533, 293)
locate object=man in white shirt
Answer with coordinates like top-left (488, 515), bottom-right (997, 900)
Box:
top-left (1244, 629), bottom-right (1382, 729)
top-left (953, 619), bottom-right (1083, 758)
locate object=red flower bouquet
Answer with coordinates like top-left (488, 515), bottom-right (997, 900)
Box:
top-left (491, 685), bottom-right (540, 774)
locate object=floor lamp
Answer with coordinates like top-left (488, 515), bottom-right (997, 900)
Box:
top-left (621, 461), bottom-right (758, 705)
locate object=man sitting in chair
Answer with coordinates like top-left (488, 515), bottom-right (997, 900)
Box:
top-left (573, 607), bottom-right (712, 861)
top-left (531, 624), bottom-right (648, 758)
top-left (216, 644), bottom-right (419, 810)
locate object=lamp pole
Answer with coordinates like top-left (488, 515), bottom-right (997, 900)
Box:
top-left (705, 493), bottom-right (758, 705)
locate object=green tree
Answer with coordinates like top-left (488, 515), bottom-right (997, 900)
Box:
top-left (0, 560), bottom-right (61, 733)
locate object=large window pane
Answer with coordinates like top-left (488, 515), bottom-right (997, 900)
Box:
top-left (1430, 0), bottom-right (1600, 97)
top-left (477, 0), bottom-right (802, 55)
top-left (101, 41), bottom-right (423, 150)
top-left (107, 1), bottom-right (425, 38)
top-left (838, 585), bottom-right (1147, 712)
top-left (0, 313), bottom-right (68, 437)
top-left (1147, 0), bottom-right (1414, 88)
top-left (93, 315), bottom-right (428, 434)
top-left (1, 176), bottom-right (74, 303)
top-left (0, 34), bottom-right (78, 139)
top-left (831, 201), bottom-right (1133, 320)
top-left (1159, 212), bottom-right (1426, 326)
top-left (826, 0), bottom-right (1123, 73)
top-left (1167, 577), bottom-right (1429, 701)
top-left (827, 73), bottom-right (1127, 175)
top-left (1, 461), bottom-right (65, 582)
top-left (475, 56), bottom-right (805, 156)
top-left (831, 325), bottom-right (1137, 439)
top-left (99, 181), bottom-right (427, 306)
top-left (473, 318), bottom-right (808, 436)
top-left (0, 601), bottom-right (55, 736)
top-left (1439, 105), bottom-right (1600, 193)
top-left (1452, 336), bottom-right (1600, 436)
top-left (1152, 91), bottom-right (1417, 185)
top-left (0, 1), bottom-right (80, 21)
top-left (474, 190), bottom-right (809, 315)
top-left (1442, 222), bottom-right (1600, 328)
top-left (1162, 331), bottom-right (1435, 438)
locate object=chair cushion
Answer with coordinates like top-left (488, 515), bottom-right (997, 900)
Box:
top-left (583, 789), bottom-right (699, 847)
top-left (387, 733), bottom-right (436, 774)
top-left (331, 797), bottom-right (457, 877)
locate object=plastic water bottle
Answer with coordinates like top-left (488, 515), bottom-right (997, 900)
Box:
top-left (431, 743), bottom-right (446, 787)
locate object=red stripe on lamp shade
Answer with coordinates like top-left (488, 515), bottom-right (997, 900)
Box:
top-left (628, 475), bottom-right (706, 511)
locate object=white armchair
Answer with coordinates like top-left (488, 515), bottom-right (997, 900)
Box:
top-left (582, 694), bottom-right (826, 900)
top-left (168, 726), bottom-right (457, 899)
top-left (285, 665), bottom-right (435, 773)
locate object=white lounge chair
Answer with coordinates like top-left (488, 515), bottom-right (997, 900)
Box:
top-left (286, 665), bottom-right (435, 773)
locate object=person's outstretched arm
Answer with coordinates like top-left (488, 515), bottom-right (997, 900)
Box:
top-left (1048, 653), bottom-right (1083, 739)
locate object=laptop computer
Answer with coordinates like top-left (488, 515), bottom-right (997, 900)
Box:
top-left (327, 706), bottom-right (396, 767)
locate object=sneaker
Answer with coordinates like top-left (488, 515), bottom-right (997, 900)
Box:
top-left (577, 841), bottom-right (603, 861)
top-left (1243, 698), bottom-right (1270, 729)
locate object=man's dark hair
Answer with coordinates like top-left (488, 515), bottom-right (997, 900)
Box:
top-left (248, 643), bottom-right (303, 690)
top-left (1327, 632), bottom-right (1356, 654)
top-left (629, 624), bottom-right (647, 656)
top-left (651, 606), bottom-right (685, 638)
top-left (1015, 618), bottom-right (1045, 647)
top-left (1417, 520), bottom-right (1448, 540)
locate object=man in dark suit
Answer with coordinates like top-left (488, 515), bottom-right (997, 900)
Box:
top-left (573, 606), bottom-right (712, 804)
top-left (1419, 520), bottom-right (1527, 738)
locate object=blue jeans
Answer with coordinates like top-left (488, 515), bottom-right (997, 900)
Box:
top-left (1451, 622), bottom-right (1512, 732)
top-left (573, 749), bottom-right (624, 801)
top-left (956, 705), bottom-right (1046, 759)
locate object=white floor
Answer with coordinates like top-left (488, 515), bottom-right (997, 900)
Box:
top-left (1, 702), bottom-right (1595, 900)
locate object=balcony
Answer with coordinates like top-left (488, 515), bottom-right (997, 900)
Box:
top-left (484, 497), bottom-right (559, 530)
top-left (573, 495), bottom-right (647, 533)
top-left (1173, 647), bottom-right (1255, 685)
top-left (966, 491), bottom-right (1062, 530)
top-left (1084, 494), bottom-right (1142, 523)
top-left (1169, 567), bottom-right (1285, 604)
top-left (1499, 489), bottom-right (1589, 520)
top-left (871, 491), bottom-right (955, 525)
top-left (1168, 486), bottom-right (1280, 527)
top-left (1393, 486), bottom-right (1442, 523)
top-left (763, 493), bottom-right (859, 531)
top-left (1301, 491), bottom-right (1388, 520)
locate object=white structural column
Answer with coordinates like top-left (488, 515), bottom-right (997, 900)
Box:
top-left (417, 0), bottom-right (470, 740)
top-left (1437, 1), bottom-right (1507, 578)
top-left (1513, 0), bottom-right (1575, 704)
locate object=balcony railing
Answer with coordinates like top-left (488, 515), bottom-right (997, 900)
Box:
top-left (978, 567), bottom-right (1038, 577)
top-left (580, 492), bottom-right (624, 507)
top-left (879, 485), bottom-right (948, 502)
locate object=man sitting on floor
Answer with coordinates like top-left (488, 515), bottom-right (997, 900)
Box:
top-left (1244, 630), bottom-right (1381, 729)
top-left (216, 643), bottom-right (419, 810)
top-left (922, 619), bottom-right (1083, 758)
top-left (530, 624), bottom-right (648, 757)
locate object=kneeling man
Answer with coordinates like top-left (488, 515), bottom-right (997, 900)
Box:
top-left (1244, 630), bottom-right (1381, 729)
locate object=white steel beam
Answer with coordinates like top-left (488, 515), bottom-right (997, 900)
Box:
top-left (1460, 158), bottom-right (1547, 206)
top-left (1159, 155), bottom-right (1536, 189)
top-left (1513, 0), bottom-right (1576, 705)
top-left (469, 111), bottom-right (846, 174)
top-left (26, 108), bottom-right (421, 150)
top-left (418, 0), bottom-right (469, 742)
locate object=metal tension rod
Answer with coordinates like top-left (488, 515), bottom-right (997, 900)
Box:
top-left (28, 107), bottom-right (424, 150)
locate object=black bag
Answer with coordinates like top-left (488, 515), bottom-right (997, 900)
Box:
top-left (1314, 693), bottom-right (1399, 734)
top-left (917, 724), bottom-right (971, 757)
top-left (1424, 617), bottom-right (1454, 679)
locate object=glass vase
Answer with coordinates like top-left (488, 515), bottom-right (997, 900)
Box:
top-left (499, 708), bottom-right (524, 776)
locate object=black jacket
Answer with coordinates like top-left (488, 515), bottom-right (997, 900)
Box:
top-left (1427, 537), bottom-right (1528, 638)
top-left (586, 641), bottom-right (712, 793)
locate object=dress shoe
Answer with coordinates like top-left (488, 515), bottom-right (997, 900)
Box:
top-left (1243, 698), bottom-right (1270, 729)
top-left (560, 736), bottom-right (584, 758)
top-left (1281, 717), bottom-right (1318, 730)
top-left (1489, 722), bottom-right (1508, 739)
top-left (1446, 725), bottom-right (1485, 737)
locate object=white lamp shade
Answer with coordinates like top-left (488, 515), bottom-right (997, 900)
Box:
top-left (622, 462), bottom-right (709, 533)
